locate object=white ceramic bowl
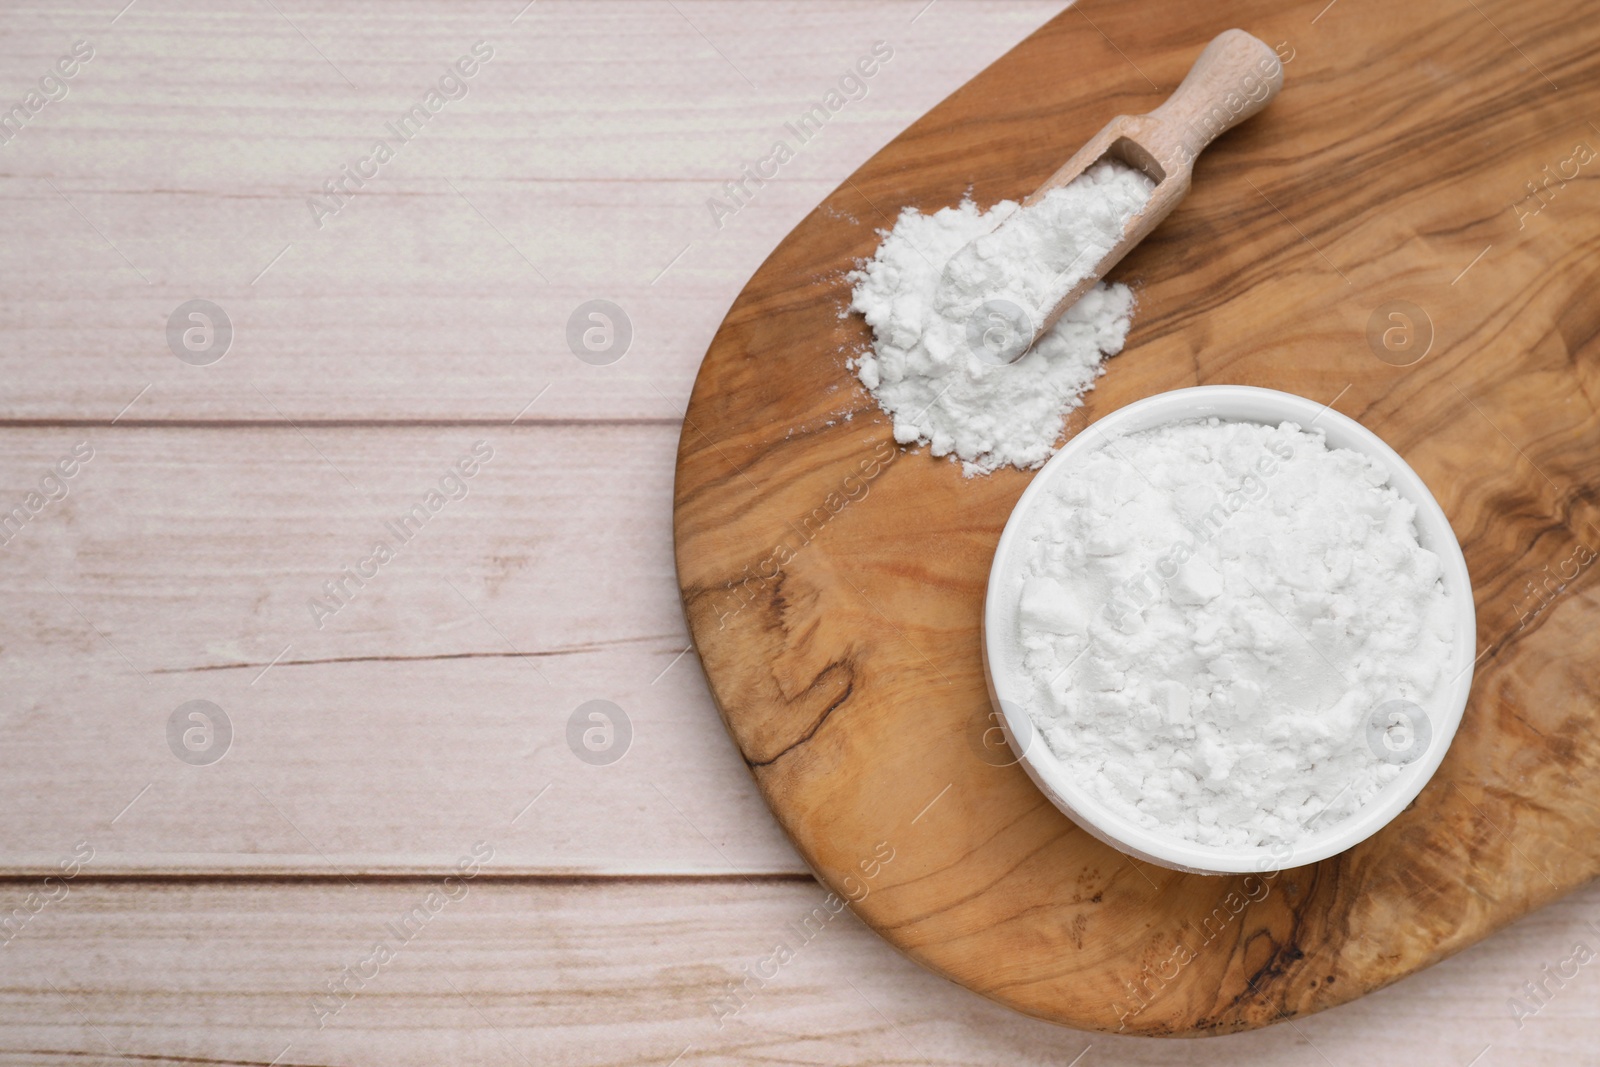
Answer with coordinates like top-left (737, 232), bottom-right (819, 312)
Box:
top-left (983, 386), bottom-right (1476, 874)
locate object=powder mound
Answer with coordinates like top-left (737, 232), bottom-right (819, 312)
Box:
top-left (1013, 419), bottom-right (1455, 849)
top-left (849, 161), bottom-right (1155, 476)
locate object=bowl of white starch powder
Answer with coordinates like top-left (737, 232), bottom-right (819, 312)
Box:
top-left (983, 386), bottom-right (1475, 874)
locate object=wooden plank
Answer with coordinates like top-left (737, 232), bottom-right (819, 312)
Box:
top-left (674, 0), bottom-right (1600, 1037)
top-left (0, 423), bottom-right (812, 874)
top-left (0, 877), bottom-right (1596, 1065)
top-left (5, 0), bottom-right (1589, 1057)
top-left (0, 0), bottom-right (1069, 423)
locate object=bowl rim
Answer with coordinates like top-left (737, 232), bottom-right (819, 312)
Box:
top-left (982, 385), bottom-right (1477, 875)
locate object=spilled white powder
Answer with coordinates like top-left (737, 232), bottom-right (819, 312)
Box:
top-left (850, 160), bottom-right (1155, 476)
top-left (1013, 419), bottom-right (1455, 848)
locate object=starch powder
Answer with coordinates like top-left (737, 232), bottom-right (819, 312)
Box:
top-left (1012, 419), bottom-right (1455, 848)
top-left (850, 161), bottom-right (1155, 476)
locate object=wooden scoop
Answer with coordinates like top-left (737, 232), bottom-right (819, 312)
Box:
top-left (959, 28), bottom-right (1284, 359)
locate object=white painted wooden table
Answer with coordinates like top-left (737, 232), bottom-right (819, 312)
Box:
top-left (1, 2), bottom-right (1595, 1063)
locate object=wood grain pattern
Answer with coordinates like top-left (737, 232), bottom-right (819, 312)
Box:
top-left (0, 424), bottom-right (808, 875)
top-left (674, 0), bottom-right (1600, 1037)
top-left (0, 0), bottom-right (1063, 423)
top-left (2, 877), bottom-right (1596, 1067)
top-left (0, 0), bottom-right (1067, 874)
top-left (4, 0), bottom-right (1598, 1061)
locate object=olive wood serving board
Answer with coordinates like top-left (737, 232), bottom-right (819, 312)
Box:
top-left (672, 0), bottom-right (1600, 1036)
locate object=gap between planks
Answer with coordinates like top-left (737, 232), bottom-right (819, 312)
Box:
top-left (0, 870), bottom-right (816, 885)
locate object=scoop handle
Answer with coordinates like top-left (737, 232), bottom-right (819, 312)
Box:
top-left (1144, 29), bottom-right (1284, 168)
